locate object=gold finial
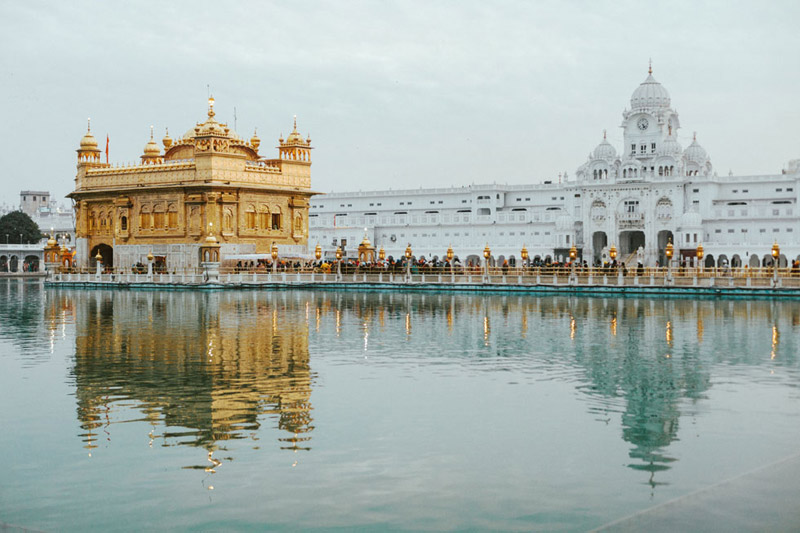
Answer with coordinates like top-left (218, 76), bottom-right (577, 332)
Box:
top-left (208, 95), bottom-right (215, 118)
top-left (603, 129), bottom-right (607, 140)
top-left (693, 131), bottom-right (697, 142)
top-left (648, 58), bottom-right (652, 75)
top-left (150, 125), bottom-right (154, 139)
top-left (293, 115), bottom-right (297, 131)
top-left (87, 117), bottom-right (91, 132)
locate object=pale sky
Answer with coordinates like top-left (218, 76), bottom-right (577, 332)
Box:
top-left (1, 0), bottom-right (798, 209)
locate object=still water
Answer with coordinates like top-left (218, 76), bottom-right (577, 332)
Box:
top-left (1, 279), bottom-right (799, 531)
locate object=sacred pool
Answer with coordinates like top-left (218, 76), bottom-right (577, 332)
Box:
top-left (1, 279), bottom-right (799, 531)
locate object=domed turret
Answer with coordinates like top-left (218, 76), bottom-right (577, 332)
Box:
top-left (630, 64), bottom-right (671, 110)
top-left (593, 131), bottom-right (616, 160)
top-left (250, 128), bottom-right (261, 151)
top-left (661, 135), bottom-right (683, 156)
top-left (77, 118), bottom-right (101, 163)
top-left (555, 212), bottom-right (573, 231)
top-left (683, 133), bottom-right (708, 164)
top-left (679, 211), bottom-right (702, 228)
top-left (162, 128), bottom-right (173, 150)
top-left (141, 126), bottom-right (162, 164)
top-left (285, 116), bottom-right (304, 144)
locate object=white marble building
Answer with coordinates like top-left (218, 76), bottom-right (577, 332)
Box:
top-left (310, 68), bottom-right (800, 268)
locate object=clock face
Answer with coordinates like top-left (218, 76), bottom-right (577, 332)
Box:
top-left (637, 117), bottom-right (649, 131)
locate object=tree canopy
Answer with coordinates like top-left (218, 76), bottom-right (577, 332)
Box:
top-left (0, 211), bottom-right (44, 244)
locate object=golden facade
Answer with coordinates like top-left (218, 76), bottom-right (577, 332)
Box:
top-left (68, 98), bottom-right (317, 269)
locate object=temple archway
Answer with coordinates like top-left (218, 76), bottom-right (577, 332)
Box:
top-left (619, 230), bottom-right (646, 257)
top-left (592, 231), bottom-right (608, 262)
top-left (90, 243), bottom-right (114, 269)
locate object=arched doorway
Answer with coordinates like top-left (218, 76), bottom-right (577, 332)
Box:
top-left (9, 255), bottom-right (19, 272)
top-left (90, 243), bottom-right (114, 269)
top-left (592, 231), bottom-right (607, 262)
top-left (731, 254), bottom-right (742, 268)
top-left (24, 255), bottom-right (40, 272)
top-left (0, 255), bottom-right (7, 272)
top-left (705, 254), bottom-right (715, 268)
top-left (749, 254), bottom-right (760, 268)
top-left (619, 230), bottom-right (645, 257)
top-left (718, 254), bottom-right (729, 267)
top-left (657, 230), bottom-right (674, 266)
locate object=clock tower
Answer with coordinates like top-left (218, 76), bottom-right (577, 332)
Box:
top-left (619, 64), bottom-right (682, 179)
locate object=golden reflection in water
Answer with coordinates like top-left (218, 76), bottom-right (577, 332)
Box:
top-left (521, 312), bottom-right (527, 339)
top-left (405, 313), bottom-right (412, 337)
top-left (483, 315), bottom-right (490, 345)
top-left (67, 290), bottom-right (315, 465)
top-left (570, 316), bottom-right (576, 340)
top-left (336, 308), bottom-right (341, 337)
top-left (697, 317), bottom-right (704, 344)
top-left (610, 315), bottom-right (617, 337)
top-left (447, 305), bottom-right (453, 334)
top-left (666, 321), bottom-right (673, 348)
top-left (771, 325), bottom-right (779, 360)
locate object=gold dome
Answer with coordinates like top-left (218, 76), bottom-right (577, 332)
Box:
top-left (79, 119), bottom-right (98, 150)
top-left (162, 128), bottom-right (173, 149)
top-left (143, 126), bottom-right (160, 157)
top-left (46, 236), bottom-right (57, 247)
top-left (250, 128), bottom-right (261, 150)
top-left (205, 233), bottom-right (218, 244)
top-left (284, 115), bottom-right (304, 144)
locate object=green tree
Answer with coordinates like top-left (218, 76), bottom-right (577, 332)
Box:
top-left (0, 211), bottom-right (44, 244)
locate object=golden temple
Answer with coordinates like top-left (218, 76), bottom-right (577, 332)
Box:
top-left (68, 98), bottom-right (317, 270)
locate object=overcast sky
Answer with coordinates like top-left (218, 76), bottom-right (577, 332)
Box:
top-left (1, 0), bottom-right (798, 209)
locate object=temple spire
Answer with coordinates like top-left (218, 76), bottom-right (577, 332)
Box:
top-left (648, 58), bottom-right (652, 75)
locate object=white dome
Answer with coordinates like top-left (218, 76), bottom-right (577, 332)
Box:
top-left (555, 212), bottom-right (573, 231)
top-left (684, 137), bottom-right (708, 164)
top-left (630, 73), bottom-right (671, 110)
top-left (679, 211), bottom-right (702, 228)
top-left (593, 137), bottom-right (617, 160)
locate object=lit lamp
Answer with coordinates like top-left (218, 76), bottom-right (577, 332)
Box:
top-left (569, 244), bottom-right (578, 284)
top-left (446, 244), bottom-right (455, 282)
top-left (405, 244), bottom-right (413, 280)
top-left (379, 246), bottom-right (385, 261)
top-left (95, 251), bottom-right (103, 276)
top-left (521, 245), bottom-right (529, 268)
top-left (315, 243), bottom-right (322, 261)
top-left (146, 251), bottom-right (154, 278)
top-left (271, 241), bottom-right (279, 274)
top-left (696, 243), bottom-right (704, 271)
top-left (772, 241), bottom-right (780, 284)
top-left (609, 244), bottom-right (617, 262)
top-left (483, 244), bottom-right (491, 278)
top-left (665, 239), bottom-right (674, 283)
top-left (335, 246), bottom-right (342, 280)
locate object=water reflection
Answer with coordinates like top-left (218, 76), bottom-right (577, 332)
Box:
top-left (57, 290), bottom-right (314, 459)
top-left (26, 286), bottom-right (800, 489)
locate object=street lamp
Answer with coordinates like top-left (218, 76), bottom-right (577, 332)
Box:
top-left (569, 244), bottom-right (578, 284)
top-left (271, 241), bottom-right (279, 274)
top-left (696, 243), bottom-right (704, 272)
top-left (483, 244), bottom-right (491, 279)
top-left (378, 246), bottom-right (385, 261)
top-left (665, 238), bottom-right (674, 284)
top-left (315, 243), bottom-right (322, 261)
top-left (335, 246), bottom-right (342, 280)
top-left (772, 241), bottom-right (780, 285)
top-left (609, 244), bottom-right (617, 263)
top-left (446, 244), bottom-right (454, 282)
top-left (95, 250), bottom-right (103, 276)
top-left (405, 243), bottom-right (413, 281)
top-left (520, 245), bottom-right (529, 268)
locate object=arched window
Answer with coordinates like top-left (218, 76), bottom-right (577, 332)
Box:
top-left (259, 205), bottom-right (269, 230)
top-left (120, 215), bottom-right (128, 231)
top-left (223, 208), bottom-right (234, 232)
top-left (245, 205), bottom-right (256, 229)
top-left (167, 204), bottom-right (178, 228)
top-left (153, 203), bottom-right (166, 228)
top-left (271, 207), bottom-right (282, 230)
top-left (140, 205), bottom-right (151, 230)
